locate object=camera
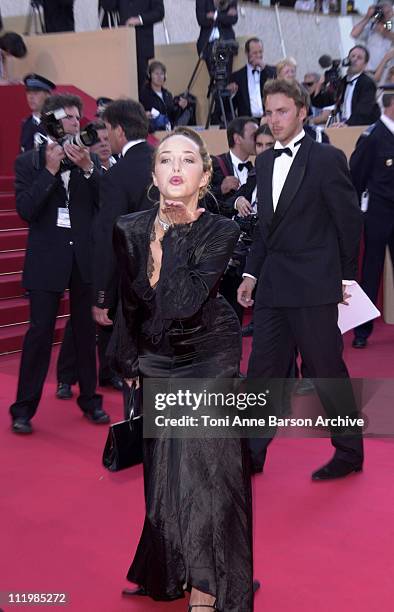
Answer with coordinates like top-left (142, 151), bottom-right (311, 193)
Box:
top-left (211, 39), bottom-right (239, 90)
top-left (34, 108), bottom-right (100, 170)
top-left (228, 214), bottom-right (258, 274)
top-left (317, 54), bottom-right (349, 100)
top-left (370, 4), bottom-right (393, 29)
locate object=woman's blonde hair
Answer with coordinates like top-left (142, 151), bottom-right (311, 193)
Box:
top-left (276, 57), bottom-right (297, 77)
top-left (153, 127), bottom-right (213, 199)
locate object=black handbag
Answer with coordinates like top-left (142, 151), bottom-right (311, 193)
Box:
top-left (102, 382), bottom-right (143, 471)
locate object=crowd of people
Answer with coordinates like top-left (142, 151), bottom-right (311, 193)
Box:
top-left (2, 1), bottom-right (394, 611)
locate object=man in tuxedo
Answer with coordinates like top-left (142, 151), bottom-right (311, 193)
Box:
top-left (42, 0), bottom-right (75, 32)
top-left (350, 89), bottom-right (394, 348)
top-left (10, 93), bottom-right (109, 434)
top-left (100, 0), bottom-right (164, 93)
top-left (93, 99), bottom-right (155, 326)
top-left (210, 116), bottom-right (257, 320)
top-left (20, 73), bottom-right (55, 152)
top-left (238, 79), bottom-right (364, 480)
top-left (228, 37), bottom-right (276, 119)
top-left (196, 0), bottom-right (238, 74)
top-left (311, 45), bottom-right (380, 126)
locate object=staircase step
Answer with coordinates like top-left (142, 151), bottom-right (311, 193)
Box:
top-left (0, 230), bottom-right (28, 251)
top-left (0, 177), bottom-right (15, 193)
top-left (0, 211), bottom-right (27, 230)
top-left (0, 193), bottom-right (15, 211)
top-left (0, 273), bottom-right (23, 299)
top-left (0, 316), bottom-right (68, 355)
top-left (0, 295), bottom-right (69, 326)
top-left (0, 251), bottom-right (25, 274)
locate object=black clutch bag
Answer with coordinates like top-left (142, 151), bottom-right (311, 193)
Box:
top-left (102, 382), bottom-right (143, 472)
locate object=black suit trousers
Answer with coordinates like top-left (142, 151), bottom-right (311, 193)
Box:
top-left (57, 318), bottom-right (114, 384)
top-left (247, 303), bottom-right (364, 469)
top-left (10, 258), bottom-right (101, 420)
top-left (355, 195), bottom-right (394, 340)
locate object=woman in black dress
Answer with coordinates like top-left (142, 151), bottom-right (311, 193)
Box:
top-left (113, 127), bottom-right (254, 611)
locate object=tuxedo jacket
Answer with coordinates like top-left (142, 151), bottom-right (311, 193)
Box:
top-left (196, 0), bottom-right (238, 57)
top-left (15, 150), bottom-right (101, 292)
top-left (93, 141), bottom-right (155, 309)
top-left (101, 0), bottom-right (164, 59)
top-left (338, 73), bottom-right (380, 126)
top-left (230, 64), bottom-right (276, 117)
top-left (245, 135), bottom-right (362, 307)
top-left (211, 151), bottom-right (238, 217)
top-left (20, 116), bottom-right (47, 153)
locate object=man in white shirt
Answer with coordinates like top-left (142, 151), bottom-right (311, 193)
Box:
top-left (237, 79), bottom-right (364, 481)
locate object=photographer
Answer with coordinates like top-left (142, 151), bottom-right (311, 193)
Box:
top-left (351, 2), bottom-right (394, 73)
top-left (312, 46), bottom-right (381, 125)
top-left (196, 0), bottom-right (238, 78)
top-left (9, 93), bottom-right (109, 434)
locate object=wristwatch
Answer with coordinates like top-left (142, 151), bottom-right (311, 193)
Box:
top-left (83, 163), bottom-right (94, 179)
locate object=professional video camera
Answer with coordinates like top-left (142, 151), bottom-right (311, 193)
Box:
top-left (211, 39), bottom-right (239, 91)
top-left (34, 107), bottom-right (99, 170)
top-left (318, 54), bottom-right (350, 98)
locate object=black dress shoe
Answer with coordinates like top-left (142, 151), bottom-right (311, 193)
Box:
top-left (12, 418), bottom-right (33, 434)
top-left (99, 375), bottom-right (123, 391)
top-left (56, 382), bottom-right (73, 399)
top-left (242, 322), bottom-right (254, 337)
top-left (83, 407), bottom-right (110, 424)
top-left (352, 337), bottom-right (367, 349)
top-left (312, 458), bottom-right (362, 481)
top-left (121, 587), bottom-right (147, 597)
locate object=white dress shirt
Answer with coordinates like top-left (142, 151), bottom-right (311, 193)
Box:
top-left (209, 11), bottom-right (220, 42)
top-left (122, 139), bottom-right (145, 157)
top-left (229, 150), bottom-right (250, 186)
top-left (247, 63), bottom-right (263, 118)
top-left (272, 129), bottom-right (305, 211)
top-left (341, 73), bottom-right (361, 122)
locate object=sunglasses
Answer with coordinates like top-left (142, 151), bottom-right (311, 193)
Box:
top-left (304, 82), bottom-right (315, 87)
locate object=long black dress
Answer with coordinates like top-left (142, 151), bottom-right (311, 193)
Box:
top-left (112, 206), bottom-right (254, 612)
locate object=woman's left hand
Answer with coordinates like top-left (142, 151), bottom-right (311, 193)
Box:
top-left (161, 201), bottom-right (205, 226)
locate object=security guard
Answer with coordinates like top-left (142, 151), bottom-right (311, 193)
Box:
top-left (350, 87), bottom-right (394, 348)
top-left (20, 74), bottom-right (56, 152)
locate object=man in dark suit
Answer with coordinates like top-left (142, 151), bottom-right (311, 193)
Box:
top-left (196, 0), bottom-right (238, 73)
top-left (312, 45), bottom-right (380, 126)
top-left (100, 0), bottom-right (164, 93)
top-left (228, 37), bottom-right (276, 119)
top-left (93, 99), bottom-right (155, 327)
top-left (20, 73), bottom-right (55, 153)
top-left (350, 89), bottom-right (394, 348)
top-left (42, 0), bottom-right (75, 32)
top-left (238, 79), bottom-right (364, 480)
top-left (10, 93), bottom-right (109, 434)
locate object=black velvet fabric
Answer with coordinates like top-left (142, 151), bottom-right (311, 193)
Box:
top-left (112, 207), bottom-right (254, 611)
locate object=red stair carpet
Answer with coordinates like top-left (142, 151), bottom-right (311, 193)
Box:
top-left (1, 321), bottom-right (394, 612)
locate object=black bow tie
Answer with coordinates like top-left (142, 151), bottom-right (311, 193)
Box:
top-left (273, 147), bottom-right (292, 159)
top-left (238, 161), bottom-right (253, 172)
top-left (252, 68), bottom-right (259, 75)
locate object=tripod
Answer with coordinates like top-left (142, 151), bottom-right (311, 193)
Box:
top-left (24, 0), bottom-right (46, 36)
top-left (205, 82), bottom-right (235, 129)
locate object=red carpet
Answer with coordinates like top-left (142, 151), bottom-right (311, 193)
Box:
top-left (1, 322), bottom-right (394, 611)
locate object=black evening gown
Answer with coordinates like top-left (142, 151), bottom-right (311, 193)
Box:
top-left (112, 206), bottom-right (254, 612)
